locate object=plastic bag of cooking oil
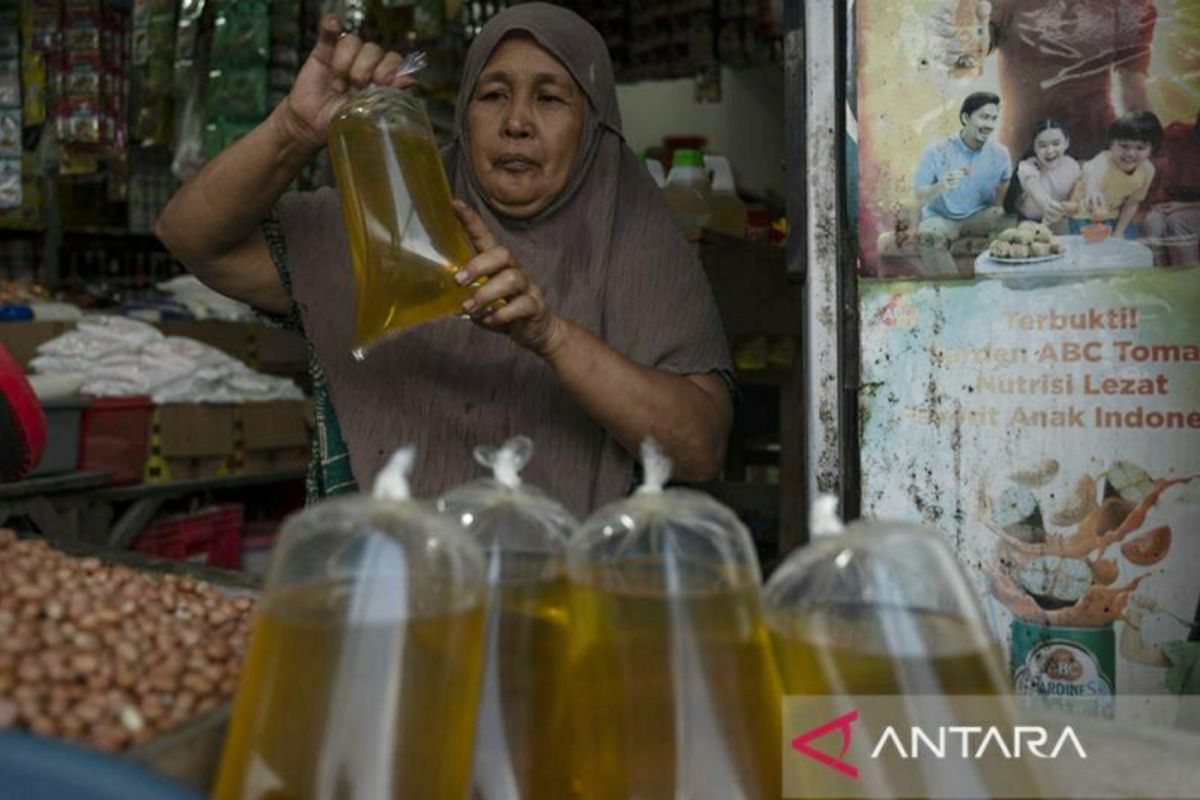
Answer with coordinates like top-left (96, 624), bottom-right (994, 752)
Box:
top-left (564, 440), bottom-right (781, 800)
top-left (764, 495), bottom-right (1010, 694)
top-left (329, 86), bottom-right (478, 358)
top-left (436, 436), bottom-right (577, 800)
top-left (214, 448), bottom-right (486, 800)
top-left (764, 497), bottom-right (1054, 799)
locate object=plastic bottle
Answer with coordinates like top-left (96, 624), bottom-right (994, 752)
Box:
top-left (704, 154), bottom-right (747, 238)
top-left (661, 148), bottom-right (712, 240)
top-left (643, 155), bottom-right (666, 188)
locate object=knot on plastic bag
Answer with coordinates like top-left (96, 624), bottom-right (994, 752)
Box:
top-left (810, 494), bottom-right (845, 538)
top-left (373, 446), bottom-right (415, 501)
top-left (636, 438), bottom-right (672, 494)
top-left (473, 436), bottom-right (532, 489)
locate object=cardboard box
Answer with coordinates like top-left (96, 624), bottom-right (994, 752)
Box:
top-left (252, 327), bottom-right (306, 377)
top-left (156, 321), bottom-right (255, 363)
top-left (0, 321), bottom-right (75, 370)
top-left (147, 403), bottom-right (237, 482)
top-left (237, 400), bottom-right (311, 475)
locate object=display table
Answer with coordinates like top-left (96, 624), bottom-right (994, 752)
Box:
top-left (0, 471), bottom-right (112, 541)
top-left (0, 468), bottom-right (304, 546)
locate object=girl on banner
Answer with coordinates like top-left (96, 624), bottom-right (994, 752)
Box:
top-left (1005, 118), bottom-right (1081, 233)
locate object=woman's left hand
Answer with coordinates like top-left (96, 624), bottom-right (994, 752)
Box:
top-left (451, 200), bottom-right (566, 357)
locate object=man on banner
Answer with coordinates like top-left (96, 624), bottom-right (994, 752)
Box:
top-left (913, 91), bottom-right (1013, 276)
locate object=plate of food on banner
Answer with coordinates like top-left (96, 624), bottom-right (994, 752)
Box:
top-left (986, 222), bottom-right (1067, 264)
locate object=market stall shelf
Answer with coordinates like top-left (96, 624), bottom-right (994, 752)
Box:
top-left (0, 468), bottom-right (304, 548)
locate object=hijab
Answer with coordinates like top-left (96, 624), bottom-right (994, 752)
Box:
top-left (275, 3), bottom-right (730, 515)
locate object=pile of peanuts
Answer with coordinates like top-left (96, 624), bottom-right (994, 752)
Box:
top-left (0, 530), bottom-right (256, 752)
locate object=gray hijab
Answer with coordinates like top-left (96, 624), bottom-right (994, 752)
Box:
top-left (275, 3), bottom-right (730, 515)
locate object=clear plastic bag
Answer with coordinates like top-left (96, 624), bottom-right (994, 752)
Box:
top-left (214, 449), bottom-right (487, 800)
top-left (437, 436), bottom-right (577, 800)
top-left (328, 86), bottom-right (477, 357)
top-left (764, 498), bottom-right (1050, 799)
top-left (564, 440), bottom-right (781, 800)
top-left (764, 496), bottom-right (1008, 696)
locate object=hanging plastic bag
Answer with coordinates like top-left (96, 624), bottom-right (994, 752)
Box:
top-left (328, 84), bottom-right (479, 358)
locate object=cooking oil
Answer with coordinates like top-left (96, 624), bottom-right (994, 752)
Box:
top-left (472, 574), bottom-right (572, 800)
top-left (214, 579), bottom-right (484, 800)
top-left (328, 101), bottom-right (476, 353)
top-left (565, 577), bottom-right (782, 800)
top-left (769, 605), bottom-right (1011, 695)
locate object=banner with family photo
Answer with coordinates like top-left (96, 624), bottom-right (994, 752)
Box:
top-left (853, 0), bottom-right (1200, 729)
top-left (854, 0), bottom-right (1200, 279)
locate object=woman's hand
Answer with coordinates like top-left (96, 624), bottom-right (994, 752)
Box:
top-left (274, 14), bottom-right (419, 149)
top-left (452, 200), bottom-right (566, 356)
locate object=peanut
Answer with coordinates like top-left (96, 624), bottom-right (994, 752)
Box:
top-left (0, 532), bottom-right (256, 752)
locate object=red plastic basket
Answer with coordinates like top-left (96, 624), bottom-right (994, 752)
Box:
top-left (77, 396), bottom-right (153, 484)
top-left (132, 503), bottom-right (243, 569)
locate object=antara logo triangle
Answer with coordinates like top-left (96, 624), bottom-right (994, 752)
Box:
top-left (790, 708), bottom-right (860, 779)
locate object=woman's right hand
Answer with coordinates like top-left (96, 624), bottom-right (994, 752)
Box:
top-left (275, 14), bottom-right (420, 149)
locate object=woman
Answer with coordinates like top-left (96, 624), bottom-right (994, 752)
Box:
top-left (156, 4), bottom-right (733, 515)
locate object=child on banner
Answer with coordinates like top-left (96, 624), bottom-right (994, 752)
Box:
top-left (1006, 119), bottom-right (1080, 234)
top-left (1068, 111), bottom-right (1163, 241)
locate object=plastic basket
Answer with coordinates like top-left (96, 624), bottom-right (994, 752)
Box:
top-left (32, 396), bottom-right (90, 476)
top-left (78, 396), bottom-right (153, 484)
top-left (132, 503), bottom-right (243, 569)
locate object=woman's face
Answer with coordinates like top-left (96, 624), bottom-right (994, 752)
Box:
top-left (467, 35), bottom-right (585, 218)
top-left (1033, 128), bottom-right (1068, 167)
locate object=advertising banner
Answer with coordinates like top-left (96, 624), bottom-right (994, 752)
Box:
top-left (855, 0), bottom-right (1200, 279)
top-left (859, 271), bottom-right (1200, 724)
top-left (854, 0), bottom-right (1200, 726)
